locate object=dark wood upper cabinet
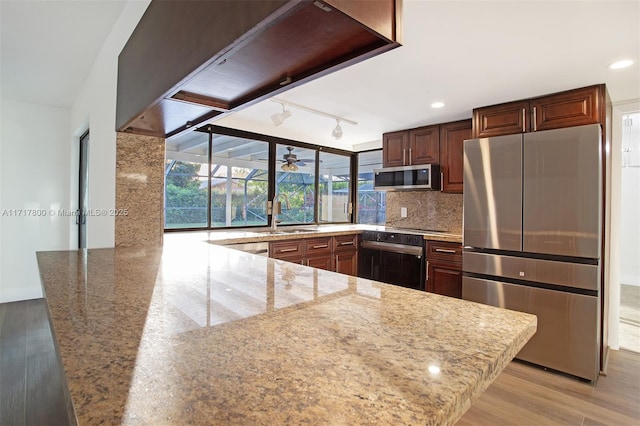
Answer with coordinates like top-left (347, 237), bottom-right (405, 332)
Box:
top-left (410, 125), bottom-right (440, 165)
top-left (381, 120), bottom-right (467, 193)
top-left (530, 85), bottom-right (603, 132)
top-left (439, 119), bottom-right (471, 194)
top-left (116, 0), bottom-right (403, 137)
top-left (382, 125), bottom-right (439, 167)
top-left (382, 130), bottom-right (409, 167)
top-left (472, 100), bottom-right (529, 138)
top-left (472, 84), bottom-right (606, 138)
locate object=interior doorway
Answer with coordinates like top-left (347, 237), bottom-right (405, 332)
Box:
top-left (618, 111), bottom-right (640, 353)
top-left (78, 130), bottom-right (89, 249)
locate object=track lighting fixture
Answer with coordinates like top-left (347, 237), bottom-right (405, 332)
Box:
top-left (271, 103), bottom-right (292, 126)
top-left (332, 119), bottom-right (343, 140)
top-left (270, 98), bottom-right (357, 140)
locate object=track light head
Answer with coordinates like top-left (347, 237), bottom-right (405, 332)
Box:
top-left (271, 104), bottom-right (292, 126)
top-left (332, 120), bottom-right (343, 140)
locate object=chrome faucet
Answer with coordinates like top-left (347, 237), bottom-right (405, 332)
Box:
top-left (270, 193), bottom-right (290, 231)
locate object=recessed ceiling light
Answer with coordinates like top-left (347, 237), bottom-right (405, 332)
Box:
top-left (431, 102), bottom-right (445, 109)
top-left (609, 59), bottom-right (633, 69)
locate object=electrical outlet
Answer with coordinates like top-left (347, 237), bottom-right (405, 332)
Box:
top-left (400, 207), bottom-right (407, 218)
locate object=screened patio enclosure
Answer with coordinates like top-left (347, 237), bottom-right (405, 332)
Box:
top-left (164, 129), bottom-right (366, 229)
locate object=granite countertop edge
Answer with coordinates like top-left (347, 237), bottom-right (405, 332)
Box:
top-left (187, 224), bottom-right (463, 245)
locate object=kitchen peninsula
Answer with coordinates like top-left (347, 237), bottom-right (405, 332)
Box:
top-left (38, 239), bottom-right (536, 425)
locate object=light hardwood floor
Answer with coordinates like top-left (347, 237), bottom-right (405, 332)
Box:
top-left (458, 349), bottom-right (640, 425)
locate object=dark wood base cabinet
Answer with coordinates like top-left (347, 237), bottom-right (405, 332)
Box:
top-left (333, 234), bottom-right (358, 276)
top-left (335, 251), bottom-right (357, 276)
top-left (425, 240), bottom-right (462, 299)
top-left (270, 234), bottom-right (358, 276)
top-left (427, 265), bottom-right (462, 299)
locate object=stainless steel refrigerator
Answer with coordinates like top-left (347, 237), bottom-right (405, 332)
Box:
top-left (462, 123), bottom-right (602, 381)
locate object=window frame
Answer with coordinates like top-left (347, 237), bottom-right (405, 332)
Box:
top-left (355, 148), bottom-right (386, 226)
top-left (164, 125), bottom-right (358, 232)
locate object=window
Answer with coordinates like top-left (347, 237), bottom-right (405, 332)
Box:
top-left (164, 127), bottom-right (357, 230)
top-left (165, 130), bottom-right (209, 229)
top-left (275, 144), bottom-right (316, 225)
top-left (319, 151), bottom-right (351, 223)
top-left (210, 135), bottom-right (269, 227)
top-left (356, 150), bottom-right (386, 225)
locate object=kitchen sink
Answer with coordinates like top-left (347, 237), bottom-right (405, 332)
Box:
top-left (258, 228), bottom-right (317, 235)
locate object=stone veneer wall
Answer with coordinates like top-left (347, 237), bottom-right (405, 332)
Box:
top-left (115, 132), bottom-right (165, 247)
top-left (385, 191), bottom-right (463, 234)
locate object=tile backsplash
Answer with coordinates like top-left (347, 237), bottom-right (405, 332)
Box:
top-left (385, 191), bottom-right (462, 234)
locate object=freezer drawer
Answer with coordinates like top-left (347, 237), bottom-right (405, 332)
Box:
top-left (462, 276), bottom-right (600, 381)
top-left (463, 251), bottom-right (600, 291)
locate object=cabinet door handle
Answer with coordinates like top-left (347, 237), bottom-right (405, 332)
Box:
top-left (340, 241), bottom-right (354, 246)
top-left (403, 148), bottom-right (406, 165)
top-left (312, 244), bottom-right (329, 249)
top-left (532, 106), bottom-right (537, 132)
top-left (426, 260), bottom-right (429, 280)
top-left (440, 171), bottom-right (444, 192)
top-left (522, 108), bottom-right (526, 133)
top-left (408, 148), bottom-right (412, 165)
top-left (434, 248), bottom-right (457, 254)
top-left (280, 248), bottom-right (298, 253)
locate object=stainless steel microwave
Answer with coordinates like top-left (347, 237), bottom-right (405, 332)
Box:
top-left (374, 164), bottom-right (440, 191)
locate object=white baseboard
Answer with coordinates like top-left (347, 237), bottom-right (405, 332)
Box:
top-left (620, 275), bottom-right (640, 287)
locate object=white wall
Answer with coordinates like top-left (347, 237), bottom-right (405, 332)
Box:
top-left (620, 112), bottom-right (640, 286)
top-left (0, 0), bottom-right (150, 303)
top-left (0, 100), bottom-right (72, 302)
top-left (608, 99), bottom-right (640, 349)
top-left (70, 0), bottom-right (151, 249)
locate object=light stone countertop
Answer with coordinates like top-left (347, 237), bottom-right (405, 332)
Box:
top-left (166, 224), bottom-right (463, 245)
top-left (37, 240), bottom-right (535, 425)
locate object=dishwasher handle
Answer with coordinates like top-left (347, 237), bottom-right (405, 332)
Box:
top-left (361, 240), bottom-right (423, 257)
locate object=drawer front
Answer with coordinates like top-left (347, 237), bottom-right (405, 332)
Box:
top-left (426, 241), bottom-right (462, 267)
top-left (333, 234), bottom-right (358, 252)
top-left (304, 237), bottom-right (332, 256)
top-left (270, 240), bottom-right (303, 257)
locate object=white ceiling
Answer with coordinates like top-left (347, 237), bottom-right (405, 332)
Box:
top-left (1, 1), bottom-right (638, 151)
top-left (0, 0), bottom-right (126, 108)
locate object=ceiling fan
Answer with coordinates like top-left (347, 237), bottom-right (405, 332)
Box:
top-left (278, 146), bottom-right (316, 171)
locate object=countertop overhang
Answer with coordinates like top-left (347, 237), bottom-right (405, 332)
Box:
top-left (37, 239), bottom-right (534, 425)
